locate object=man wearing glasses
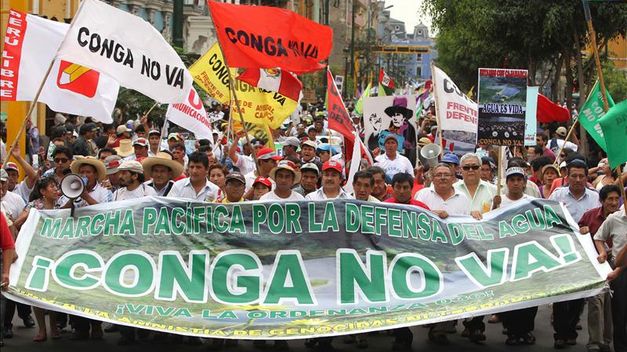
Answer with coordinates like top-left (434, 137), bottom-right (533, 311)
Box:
top-left (42, 146), bottom-right (73, 185)
top-left (455, 153), bottom-right (497, 218)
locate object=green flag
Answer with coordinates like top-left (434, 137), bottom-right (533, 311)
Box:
top-left (579, 81), bottom-right (615, 152)
top-left (599, 99), bottom-right (627, 169)
top-left (354, 82), bottom-right (371, 115)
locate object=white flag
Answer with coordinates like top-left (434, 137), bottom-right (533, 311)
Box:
top-left (166, 87), bottom-right (214, 142)
top-left (56, 0), bottom-right (192, 103)
top-left (0, 10), bottom-right (118, 123)
top-left (432, 65), bottom-right (478, 154)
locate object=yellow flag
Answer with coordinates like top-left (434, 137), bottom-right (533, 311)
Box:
top-left (189, 43), bottom-right (298, 129)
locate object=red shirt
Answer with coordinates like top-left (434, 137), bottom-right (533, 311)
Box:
top-left (384, 197), bottom-right (430, 210)
top-left (579, 206), bottom-right (612, 250)
top-left (1, 213), bottom-right (15, 250)
top-left (412, 181), bottom-right (425, 197)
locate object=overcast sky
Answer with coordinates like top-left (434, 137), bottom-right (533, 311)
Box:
top-left (385, 0), bottom-right (433, 36)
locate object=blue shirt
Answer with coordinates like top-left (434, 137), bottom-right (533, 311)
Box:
top-left (549, 186), bottom-right (600, 223)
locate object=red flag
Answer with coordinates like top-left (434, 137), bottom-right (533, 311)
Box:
top-left (208, 1), bottom-right (333, 74)
top-left (326, 69), bottom-right (355, 141)
top-left (326, 69), bottom-right (373, 164)
top-left (237, 68), bottom-right (302, 102)
top-left (537, 94), bottom-right (570, 123)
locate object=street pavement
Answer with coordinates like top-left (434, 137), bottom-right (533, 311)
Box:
top-left (2, 304), bottom-right (591, 352)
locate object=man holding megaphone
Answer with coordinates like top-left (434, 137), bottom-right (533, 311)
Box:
top-left (61, 156), bottom-right (112, 209)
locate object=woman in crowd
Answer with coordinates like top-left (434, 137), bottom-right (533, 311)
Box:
top-left (14, 177), bottom-right (61, 342)
top-left (208, 164), bottom-right (228, 202)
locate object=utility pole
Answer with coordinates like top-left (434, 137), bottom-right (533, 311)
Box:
top-left (349, 0), bottom-right (356, 97)
top-left (173, 0), bottom-right (184, 48)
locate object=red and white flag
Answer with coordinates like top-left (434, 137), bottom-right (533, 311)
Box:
top-left (237, 68), bottom-right (302, 102)
top-left (0, 9), bottom-right (119, 123)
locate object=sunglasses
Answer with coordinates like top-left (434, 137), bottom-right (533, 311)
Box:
top-left (462, 165), bottom-right (480, 171)
top-left (54, 158), bottom-right (69, 163)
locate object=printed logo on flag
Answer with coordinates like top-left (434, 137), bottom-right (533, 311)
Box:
top-left (262, 68), bottom-right (280, 78)
top-left (56, 60), bottom-right (99, 98)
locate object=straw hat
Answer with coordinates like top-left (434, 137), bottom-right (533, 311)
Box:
top-left (141, 152), bottom-right (184, 179)
top-left (70, 156), bottom-right (107, 181)
top-left (115, 139), bottom-right (134, 157)
top-left (269, 160), bottom-right (301, 185)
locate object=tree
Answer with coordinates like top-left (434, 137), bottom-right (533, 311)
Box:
top-left (423, 0), bottom-right (627, 102)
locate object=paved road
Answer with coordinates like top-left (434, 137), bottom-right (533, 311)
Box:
top-left (2, 305), bottom-right (591, 352)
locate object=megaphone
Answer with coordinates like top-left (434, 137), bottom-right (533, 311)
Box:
top-left (420, 143), bottom-right (442, 168)
top-left (60, 173), bottom-right (85, 199)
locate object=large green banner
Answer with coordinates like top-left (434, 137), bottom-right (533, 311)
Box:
top-left (6, 198), bottom-right (610, 339)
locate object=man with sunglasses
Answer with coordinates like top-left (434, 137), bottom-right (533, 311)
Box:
top-left (42, 146), bottom-right (73, 185)
top-left (455, 153), bottom-right (497, 218)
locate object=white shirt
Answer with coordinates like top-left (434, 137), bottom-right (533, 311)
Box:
top-left (168, 177), bottom-right (220, 202)
top-left (113, 184), bottom-right (157, 201)
top-left (260, 191), bottom-right (305, 201)
top-left (414, 187), bottom-right (470, 216)
top-left (454, 180), bottom-right (496, 213)
top-left (305, 188), bottom-right (353, 201)
top-left (551, 138), bottom-right (578, 153)
top-left (1, 191), bottom-right (25, 221)
top-left (235, 154), bottom-right (256, 176)
top-left (500, 194), bottom-right (533, 207)
top-left (374, 153), bottom-right (414, 182)
top-left (60, 182), bottom-right (113, 208)
top-left (12, 180), bottom-right (35, 204)
top-left (549, 186), bottom-right (600, 222)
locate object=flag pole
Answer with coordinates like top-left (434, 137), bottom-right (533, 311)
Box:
top-left (582, 0), bottom-right (609, 112)
top-left (3, 0), bottom-right (88, 166)
top-left (429, 63), bottom-right (444, 156)
top-left (553, 120), bottom-right (579, 166)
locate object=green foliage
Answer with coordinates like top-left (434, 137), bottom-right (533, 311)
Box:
top-left (603, 61), bottom-right (627, 102)
top-left (423, 0), bottom-right (627, 93)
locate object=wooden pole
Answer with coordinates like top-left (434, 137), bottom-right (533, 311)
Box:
top-left (496, 146), bottom-right (504, 196)
top-left (553, 120), bottom-right (579, 166)
top-left (582, 0), bottom-right (609, 112)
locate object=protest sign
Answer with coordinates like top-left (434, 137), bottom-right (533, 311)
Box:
top-left (208, 1), bottom-right (333, 74)
top-left (56, 0), bottom-right (192, 103)
top-left (363, 95), bottom-right (418, 162)
top-left (0, 9), bottom-right (118, 123)
top-left (165, 86), bottom-right (213, 141)
top-left (599, 100), bottom-right (627, 168)
top-left (432, 66), bottom-right (478, 155)
top-left (190, 43), bottom-right (298, 130)
top-left (524, 87), bottom-right (539, 146)
top-left (477, 68), bottom-right (528, 146)
top-left (579, 81), bottom-right (615, 153)
top-left (7, 198), bottom-right (609, 339)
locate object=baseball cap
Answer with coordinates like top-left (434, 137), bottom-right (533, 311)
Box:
top-left (442, 153), bottom-right (460, 165)
top-left (253, 176), bottom-right (272, 189)
top-left (301, 140), bottom-right (317, 149)
top-left (4, 162), bottom-right (19, 172)
top-left (283, 137), bottom-right (300, 148)
top-left (481, 156), bottom-right (496, 169)
top-left (0, 169), bottom-right (8, 182)
top-left (118, 160), bottom-right (144, 174)
top-left (250, 138), bottom-right (264, 148)
top-left (225, 172), bottom-right (246, 185)
top-left (104, 155), bottom-right (123, 175)
top-left (418, 137), bottom-right (432, 146)
top-left (117, 125), bottom-right (131, 135)
top-left (556, 126), bottom-right (567, 137)
top-left (256, 147), bottom-right (282, 161)
top-left (132, 137), bottom-right (148, 147)
top-left (148, 129), bottom-right (161, 136)
top-left (322, 160), bottom-right (342, 174)
top-left (168, 132), bottom-right (182, 141)
top-left (505, 167), bottom-right (526, 179)
top-left (541, 164), bottom-right (560, 176)
top-left (301, 163), bottom-right (320, 175)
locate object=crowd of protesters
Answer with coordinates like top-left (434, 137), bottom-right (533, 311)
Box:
top-left (0, 98), bottom-right (625, 352)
